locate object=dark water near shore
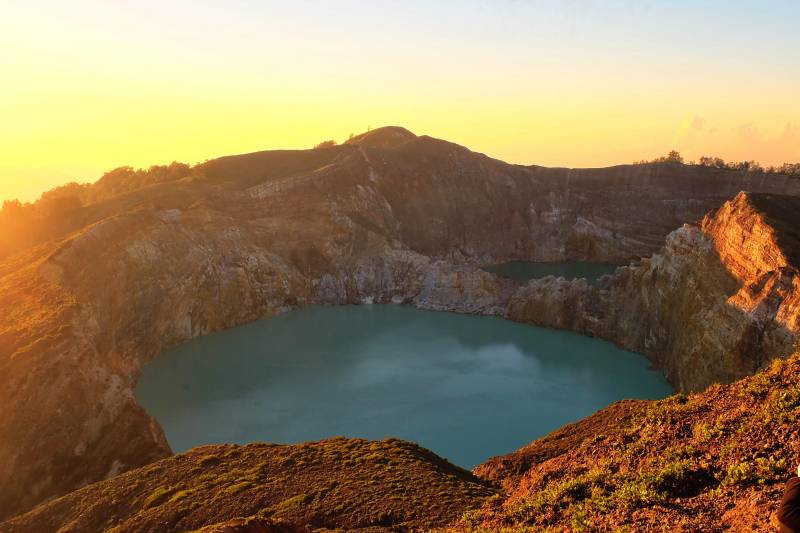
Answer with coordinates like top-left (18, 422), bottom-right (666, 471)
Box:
top-left (485, 261), bottom-right (618, 284)
top-left (137, 305), bottom-right (671, 468)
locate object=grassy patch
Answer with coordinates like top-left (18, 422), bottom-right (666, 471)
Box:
top-left (760, 387), bottom-right (800, 423)
top-left (224, 481), bottom-right (254, 495)
top-left (719, 456), bottom-right (787, 487)
top-left (198, 454), bottom-right (221, 467)
top-left (692, 421), bottom-right (725, 443)
top-left (272, 493), bottom-right (312, 515)
top-left (143, 485), bottom-right (181, 509)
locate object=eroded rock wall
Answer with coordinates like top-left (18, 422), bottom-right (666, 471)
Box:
top-left (507, 192), bottom-right (800, 391)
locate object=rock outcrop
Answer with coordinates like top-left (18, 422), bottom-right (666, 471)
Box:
top-left (2, 126), bottom-right (800, 520)
top-left (507, 192), bottom-right (800, 391)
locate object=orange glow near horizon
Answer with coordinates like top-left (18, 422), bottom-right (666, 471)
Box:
top-left (1, 1), bottom-right (798, 204)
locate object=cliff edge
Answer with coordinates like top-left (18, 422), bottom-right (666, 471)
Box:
top-left (508, 191), bottom-right (800, 391)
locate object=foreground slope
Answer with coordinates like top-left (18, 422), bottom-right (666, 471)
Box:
top-left (3, 438), bottom-right (495, 533)
top-left (469, 353), bottom-right (800, 532)
top-left (2, 127), bottom-right (800, 520)
top-left (5, 358), bottom-right (800, 532)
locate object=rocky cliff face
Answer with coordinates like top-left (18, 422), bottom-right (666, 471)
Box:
top-left (2, 127), bottom-right (800, 520)
top-left (507, 192), bottom-right (800, 391)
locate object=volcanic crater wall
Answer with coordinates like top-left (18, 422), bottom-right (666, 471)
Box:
top-left (2, 127), bottom-right (800, 520)
top-left (507, 192), bottom-right (800, 391)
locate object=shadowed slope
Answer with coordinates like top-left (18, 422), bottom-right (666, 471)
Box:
top-left (3, 127), bottom-right (799, 263)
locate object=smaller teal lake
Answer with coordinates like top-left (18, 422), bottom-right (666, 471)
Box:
top-left (137, 305), bottom-right (671, 468)
top-left (485, 261), bottom-right (618, 284)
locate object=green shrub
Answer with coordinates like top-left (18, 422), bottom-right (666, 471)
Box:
top-left (720, 456), bottom-right (787, 486)
top-left (761, 387), bottom-right (800, 423)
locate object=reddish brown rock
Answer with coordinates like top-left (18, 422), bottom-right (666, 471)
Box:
top-left (1, 438), bottom-right (495, 533)
top-left (464, 353), bottom-right (800, 532)
top-left (508, 192), bottom-right (800, 392)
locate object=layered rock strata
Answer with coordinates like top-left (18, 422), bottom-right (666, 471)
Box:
top-left (507, 192), bottom-right (800, 391)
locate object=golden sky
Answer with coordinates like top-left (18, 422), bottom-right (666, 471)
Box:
top-left (2, 1), bottom-right (798, 204)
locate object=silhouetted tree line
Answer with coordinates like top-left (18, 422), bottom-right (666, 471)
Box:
top-left (694, 156), bottom-right (800, 176)
top-left (634, 150), bottom-right (685, 165)
top-left (313, 133), bottom-right (357, 149)
top-left (0, 162), bottom-right (191, 225)
top-left (313, 140), bottom-right (337, 149)
top-left (634, 152), bottom-right (800, 177)
top-left (90, 162), bottom-right (190, 200)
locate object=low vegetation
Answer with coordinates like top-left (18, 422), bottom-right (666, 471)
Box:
top-left (312, 139), bottom-right (337, 149)
top-left (2, 438), bottom-right (496, 532)
top-left (0, 161), bottom-right (191, 221)
top-left (0, 162), bottom-right (193, 259)
top-left (9, 354), bottom-right (800, 532)
top-left (460, 353), bottom-right (800, 531)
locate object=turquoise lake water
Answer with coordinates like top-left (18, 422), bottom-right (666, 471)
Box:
top-left (485, 261), bottom-right (618, 283)
top-left (136, 305), bottom-right (672, 468)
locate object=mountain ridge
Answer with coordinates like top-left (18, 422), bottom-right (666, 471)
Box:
top-left (3, 126), bottom-right (800, 262)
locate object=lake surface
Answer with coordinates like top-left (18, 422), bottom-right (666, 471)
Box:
top-left (485, 261), bottom-right (618, 284)
top-left (137, 305), bottom-right (671, 468)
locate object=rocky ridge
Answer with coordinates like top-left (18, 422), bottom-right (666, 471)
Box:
top-left (2, 127), bottom-right (800, 522)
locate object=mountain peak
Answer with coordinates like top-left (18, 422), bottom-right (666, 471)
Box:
top-left (345, 126), bottom-right (416, 149)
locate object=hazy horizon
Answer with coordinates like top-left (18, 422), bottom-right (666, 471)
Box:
top-left (2, 0), bottom-right (799, 204)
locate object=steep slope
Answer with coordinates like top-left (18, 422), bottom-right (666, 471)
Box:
top-left (2, 127), bottom-right (800, 520)
top-left (508, 192), bottom-right (800, 391)
top-left (468, 352), bottom-right (800, 532)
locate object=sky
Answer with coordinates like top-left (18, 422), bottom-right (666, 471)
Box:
top-left (1, 0), bottom-right (799, 204)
